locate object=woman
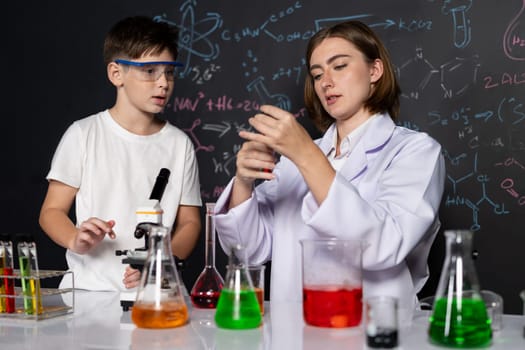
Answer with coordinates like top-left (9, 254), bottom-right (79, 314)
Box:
top-left (214, 21), bottom-right (445, 318)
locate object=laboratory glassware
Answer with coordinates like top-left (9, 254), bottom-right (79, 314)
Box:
top-left (214, 244), bottom-right (261, 329)
top-left (190, 202), bottom-right (224, 308)
top-left (131, 226), bottom-right (188, 328)
top-left (301, 238), bottom-right (364, 328)
top-left (428, 230), bottom-right (492, 348)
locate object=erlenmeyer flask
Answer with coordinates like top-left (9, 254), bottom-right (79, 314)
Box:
top-left (214, 244), bottom-right (261, 329)
top-left (190, 202), bottom-right (224, 308)
top-left (131, 226), bottom-right (188, 329)
top-left (428, 230), bottom-right (492, 347)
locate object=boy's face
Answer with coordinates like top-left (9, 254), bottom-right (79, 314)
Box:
top-left (110, 49), bottom-right (177, 116)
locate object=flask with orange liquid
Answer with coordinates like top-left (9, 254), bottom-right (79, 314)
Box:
top-left (131, 226), bottom-right (188, 328)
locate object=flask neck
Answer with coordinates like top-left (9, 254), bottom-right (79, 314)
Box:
top-left (228, 244), bottom-right (248, 268)
top-left (445, 230), bottom-right (473, 255)
top-left (438, 230), bottom-right (481, 296)
top-left (148, 226), bottom-right (174, 259)
top-left (204, 203), bottom-right (216, 267)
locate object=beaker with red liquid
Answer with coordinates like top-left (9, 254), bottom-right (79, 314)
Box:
top-left (190, 203), bottom-right (224, 308)
top-left (300, 239), bottom-right (364, 328)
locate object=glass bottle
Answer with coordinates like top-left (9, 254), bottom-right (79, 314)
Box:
top-left (131, 226), bottom-right (188, 329)
top-left (214, 244), bottom-right (261, 329)
top-left (428, 230), bottom-right (492, 348)
top-left (190, 203), bottom-right (224, 308)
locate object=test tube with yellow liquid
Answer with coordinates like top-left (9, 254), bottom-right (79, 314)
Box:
top-left (17, 234), bottom-right (43, 315)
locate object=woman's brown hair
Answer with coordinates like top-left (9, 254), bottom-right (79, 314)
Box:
top-left (304, 21), bottom-right (401, 132)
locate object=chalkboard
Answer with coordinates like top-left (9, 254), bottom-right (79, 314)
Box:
top-left (8, 0), bottom-right (525, 313)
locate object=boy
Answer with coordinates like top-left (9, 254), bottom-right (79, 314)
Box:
top-left (39, 16), bottom-right (202, 291)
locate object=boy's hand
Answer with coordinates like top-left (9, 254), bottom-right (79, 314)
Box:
top-left (72, 218), bottom-right (116, 254)
top-left (123, 266), bottom-right (141, 289)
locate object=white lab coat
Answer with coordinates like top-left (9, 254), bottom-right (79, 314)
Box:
top-left (214, 113), bottom-right (445, 319)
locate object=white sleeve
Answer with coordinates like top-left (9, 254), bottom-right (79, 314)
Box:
top-left (46, 122), bottom-right (83, 188)
top-left (302, 134), bottom-right (445, 271)
top-left (179, 137), bottom-right (202, 206)
top-left (214, 178), bottom-right (273, 265)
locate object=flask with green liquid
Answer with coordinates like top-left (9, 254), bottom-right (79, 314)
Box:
top-left (428, 230), bottom-right (492, 348)
top-left (214, 244), bottom-right (261, 329)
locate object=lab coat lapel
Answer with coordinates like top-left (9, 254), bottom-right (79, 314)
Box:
top-left (338, 113), bottom-right (396, 182)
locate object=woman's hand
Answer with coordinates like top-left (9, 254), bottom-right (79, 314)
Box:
top-left (235, 140), bottom-right (276, 185)
top-left (240, 105), bottom-right (315, 168)
top-left (229, 140), bottom-right (275, 208)
top-left (240, 104), bottom-right (335, 205)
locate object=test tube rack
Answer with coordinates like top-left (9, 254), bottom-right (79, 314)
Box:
top-left (0, 270), bottom-right (74, 321)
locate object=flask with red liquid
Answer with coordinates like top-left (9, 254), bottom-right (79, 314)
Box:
top-left (190, 202), bottom-right (224, 308)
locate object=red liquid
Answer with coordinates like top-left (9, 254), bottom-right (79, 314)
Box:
top-left (3, 267), bottom-right (15, 313)
top-left (190, 267), bottom-right (224, 309)
top-left (191, 290), bottom-right (221, 308)
top-left (303, 286), bottom-right (362, 328)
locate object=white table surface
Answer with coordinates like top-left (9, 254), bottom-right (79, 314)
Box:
top-left (0, 290), bottom-right (524, 350)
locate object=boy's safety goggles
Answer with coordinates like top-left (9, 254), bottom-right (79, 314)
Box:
top-left (114, 59), bottom-right (183, 82)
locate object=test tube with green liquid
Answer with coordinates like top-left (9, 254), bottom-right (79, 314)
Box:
top-left (17, 234), bottom-right (43, 315)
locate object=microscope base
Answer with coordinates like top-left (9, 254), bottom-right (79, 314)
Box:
top-left (120, 290), bottom-right (137, 312)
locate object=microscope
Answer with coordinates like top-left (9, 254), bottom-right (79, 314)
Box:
top-left (116, 168), bottom-right (185, 311)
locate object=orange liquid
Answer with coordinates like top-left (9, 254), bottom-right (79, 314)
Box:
top-left (131, 301), bottom-right (188, 329)
top-left (254, 287), bottom-right (264, 315)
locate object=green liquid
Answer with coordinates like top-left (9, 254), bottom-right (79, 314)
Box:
top-left (429, 297), bottom-right (492, 348)
top-left (19, 256), bottom-right (34, 314)
top-left (214, 289), bottom-right (261, 329)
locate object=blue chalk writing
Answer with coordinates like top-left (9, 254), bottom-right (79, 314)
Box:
top-left (247, 76), bottom-right (291, 111)
top-left (442, 0), bottom-right (473, 48)
top-left (154, 0), bottom-right (222, 79)
top-left (444, 151), bottom-right (509, 231)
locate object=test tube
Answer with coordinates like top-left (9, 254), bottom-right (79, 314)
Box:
top-left (0, 234), bottom-right (15, 313)
top-left (17, 234), bottom-right (43, 315)
top-left (0, 238), bottom-right (5, 312)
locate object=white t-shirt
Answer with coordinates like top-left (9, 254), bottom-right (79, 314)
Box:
top-left (46, 110), bottom-right (202, 291)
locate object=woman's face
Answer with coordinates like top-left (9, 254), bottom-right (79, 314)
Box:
top-left (309, 37), bottom-right (382, 125)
